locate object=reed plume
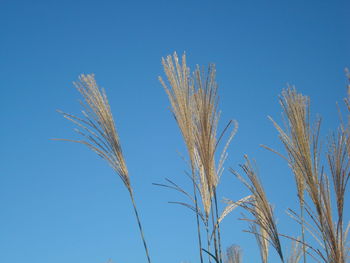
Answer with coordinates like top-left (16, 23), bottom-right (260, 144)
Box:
top-left (266, 87), bottom-right (321, 263)
top-left (57, 74), bottom-right (152, 263)
top-left (160, 52), bottom-right (237, 263)
top-left (232, 156), bottom-right (284, 262)
top-left (321, 122), bottom-right (350, 263)
top-left (159, 53), bottom-right (204, 263)
top-left (192, 62), bottom-right (238, 263)
top-left (269, 86), bottom-right (349, 263)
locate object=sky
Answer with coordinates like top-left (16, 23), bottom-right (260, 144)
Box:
top-left (0, 0), bottom-right (349, 262)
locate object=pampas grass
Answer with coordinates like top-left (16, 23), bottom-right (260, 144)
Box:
top-left (266, 87), bottom-right (315, 263)
top-left (232, 156), bottom-right (284, 262)
top-left (54, 55), bottom-right (349, 263)
top-left (57, 74), bottom-right (152, 263)
top-left (159, 53), bottom-right (204, 263)
top-left (159, 52), bottom-right (238, 263)
top-left (264, 85), bottom-right (349, 263)
top-left (230, 81), bottom-right (349, 263)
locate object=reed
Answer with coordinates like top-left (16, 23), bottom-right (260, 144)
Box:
top-left (267, 87), bottom-right (313, 263)
top-left (231, 156), bottom-right (284, 262)
top-left (266, 85), bottom-right (349, 263)
top-left (159, 53), bottom-right (204, 263)
top-left (159, 53), bottom-right (238, 263)
top-left (56, 74), bottom-right (152, 263)
top-left (54, 56), bottom-right (349, 263)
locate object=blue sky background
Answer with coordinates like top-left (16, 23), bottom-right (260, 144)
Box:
top-left (0, 0), bottom-right (349, 262)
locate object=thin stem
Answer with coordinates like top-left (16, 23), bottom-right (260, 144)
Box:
top-left (299, 199), bottom-right (307, 263)
top-left (192, 167), bottom-right (204, 263)
top-left (129, 190), bottom-right (152, 263)
top-left (211, 202), bottom-right (219, 261)
top-left (206, 223), bottom-right (212, 263)
top-left (213, 190), bottom-right (223, 263)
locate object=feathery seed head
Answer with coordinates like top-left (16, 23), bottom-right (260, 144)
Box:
top-left (160, 52), bottom-right (237, 220)
top-left (59, 74), bottom-right (131, 190)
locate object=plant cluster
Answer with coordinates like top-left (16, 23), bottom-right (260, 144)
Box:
top-left (58, 53), bottom-right (349, 263)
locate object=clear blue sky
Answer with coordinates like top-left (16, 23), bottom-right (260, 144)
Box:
top-left (0, 0), bottom-right (349, 262)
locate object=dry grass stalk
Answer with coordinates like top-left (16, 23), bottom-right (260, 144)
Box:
top-left (249, 218), bottom-right (269, 263)
top-left (269, 86), bottom-right (350, 263)
top-left (268, 88), bottom-right (311, 202)
top-left (219, 195), bottom-right (253, 225)
top-left (192, 63), bottom-right (222, 261)
top-left (160, 52), bottom-right (237, 263)
top-left (192, 66), bottom-right (219, 195)
top-left (192, 63), bottom-right (237, 263)
top-left (57, 74), bottom-right (152, 263)
top-left (318, 127), bottom-right (349, 263)
top-left (328, 131), bottom-right (349, 230)
top-left (192, 62), bottom-right (238, 263)
top-left (194, 149), bottom-right (212, 220)
top-left (58, 74), bottom-right (130, 189)
top-left (159, 53), bottom-right (204, 263)
top-left (225, 245), bottom-right (242, 263)
top-left (232, 156), bottom-right (284, 262)
top-left (287, 239), bottom-right (303, 263)
top-left (159, 53), bottom-right (196, 168)
top-left (267, 87), bottom-right (322, 263)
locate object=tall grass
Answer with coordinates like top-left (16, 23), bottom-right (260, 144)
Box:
top-left (265, 86), bottom-right (350, 263)
top-left (235, 84), bottom-right (349, 263)
top-left (159, 52), bottom-right (240, 263)
top-left (231, 156), bottom-right (284, 262)
top-left (159, 53), bottom-right (204, 262)
top-left (57, 74), bottom-right (152, 263)
top-left (56, 56), bottom-right (349, 263)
